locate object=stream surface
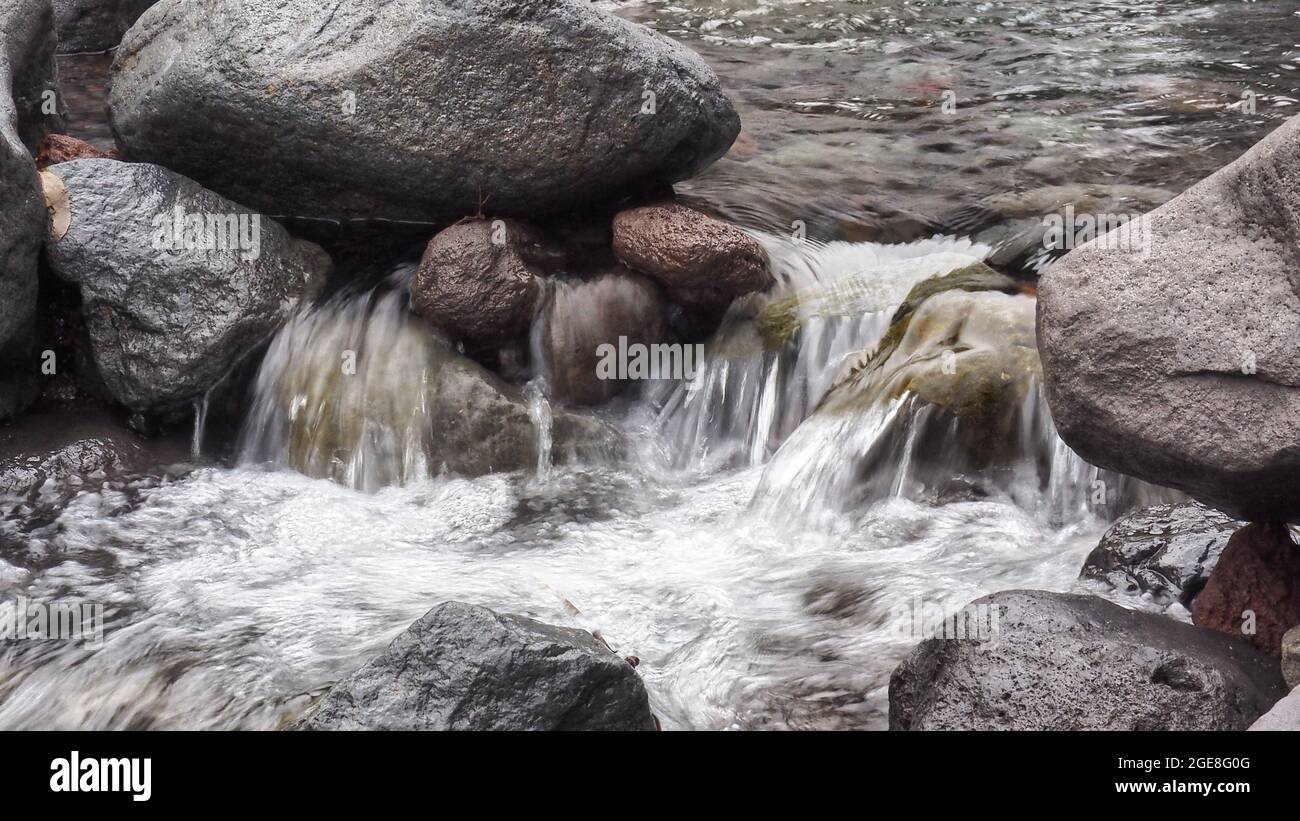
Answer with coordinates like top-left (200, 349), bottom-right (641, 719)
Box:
top-left (3, 0), bottom-right (1288, 729)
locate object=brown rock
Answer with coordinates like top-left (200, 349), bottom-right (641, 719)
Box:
top-left (34, 133), bottom-right (118, 169)
top-left (612, 203), bottom-right (771, 310)
top-left (410, 218), bottom-right (550, 345)
top-left (539, 268), bottom-right (668, 406)
top-left (1192, 522), bottom-right (1300, 656)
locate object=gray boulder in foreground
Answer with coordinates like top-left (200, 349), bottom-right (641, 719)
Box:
top-left (108, 0), bottom-right (740, 224)
top-left (889, 590), bottom-right (1286, 731)
top-left (1079, 501), bottom-right (1240, 608)
top-left (42, 159), bottom-right (331, 415)
top-left (1038, 113), bottom-right (1300, 522)
top-left (0, 0), bottom-right (61, 421)
top-left (304, 602), bottom-right (657, 731)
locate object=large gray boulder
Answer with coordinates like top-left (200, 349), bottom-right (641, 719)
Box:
top-left (0, 0), bottom-right (62, 422)
top-left (41, 159), bottom-right (331, 415)
top-left (54, 0), bottom-right (155, 53)
top-left (1080, 501), bottom-right (1241, 608)
top-left (1038, 113), bottom-right (1300, 522)
top-left (108, 0), bottom-right (740, 224)
top-left (889, 590), bottom-right (1286, 731)
top-left (304, 602), bottom-right (657, 731)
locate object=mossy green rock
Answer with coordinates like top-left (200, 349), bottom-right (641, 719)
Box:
top-left (823, 288), bottom-right (1039, 424)
top-left (831, 262), bottom-right (1020, 391)
top-left (755, 261), bottom-right (1014, 352)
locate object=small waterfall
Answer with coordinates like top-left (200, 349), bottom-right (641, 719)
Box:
top-left (236, 266), bottom-right (442, 491)
top-left (750, 342), bottom-right (1177, 526)
top-left (524, 380), bottom-right (554, 480)
top-left (191, 387), bottom-right (213, 460)
top-left (651, 234), bottom-right (994, 470)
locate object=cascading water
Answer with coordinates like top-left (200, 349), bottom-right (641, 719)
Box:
top-left (524, 381), bottom-right (555, 480)
top-left (649, 235), bottom-right (994, 470)
top-left (0, 232), bottom-right (1170, 731)
top-left (236, 266), bottom-right (443, 491)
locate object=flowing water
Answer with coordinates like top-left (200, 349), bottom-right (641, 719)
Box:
top-left (0, 231), bottom-right (1166, 730)
top-left (5, 0), bottom-right (1283, 729)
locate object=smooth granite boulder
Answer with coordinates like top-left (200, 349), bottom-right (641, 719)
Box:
top-left (1039, 114), bottom-right (1300, 521)
top-left (108, 0), bottom-right (740, 224)
top-left (0, 0), bottom-right (62, 421)
top-left (41, 159), bottom-right (331, 414)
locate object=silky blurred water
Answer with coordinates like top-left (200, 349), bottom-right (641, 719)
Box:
top-left (8, 0), bottom-right (1271, 730)
top-left (0, 230), bottom-right (1127, 730)
top-left (0, 456), bottom-right (1110, 730)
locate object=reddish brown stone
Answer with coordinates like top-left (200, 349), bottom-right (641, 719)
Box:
top-left (612, 203), bottom-right (771, 310)
top-left (34, 134), bottom-right (119, 170)
top-left (409, 218), bottom-right (548, 345)
top-left (1192, 522), bottom-right (1300, 656)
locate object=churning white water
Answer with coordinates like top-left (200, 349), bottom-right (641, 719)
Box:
top-left (0, 234), bottom-right (1143, 730)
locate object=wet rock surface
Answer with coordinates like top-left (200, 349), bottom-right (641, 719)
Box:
top-left (612, 202), bottom-right (771, 309)
top-left (108, 0), bottom-right (739, 224)
top-left (1080, 501), bottom-right (1240, 607)
top-left (34, 132), bottom-right (119, 168)
top-left (303, 601), bottom-right (657, 731)
top-left (53, 0), bottom-right (154, 54)
top-left (0, 0), bottom-right (62, 422)
top-left (409, 219), bottom-right (546, 346)
top-left (539, 268), bottom-right (668, 406)
top-left (0, 400), bottom-right (190, 500)
top-left (238, 285), bottom-right (621, 486)
top-left (889, 590), bottom-right (1287, 730)
top-left (41, 159), bottom-right (331, 415)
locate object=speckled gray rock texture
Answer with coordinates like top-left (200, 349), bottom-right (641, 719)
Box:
top-left (889, 590), bottom-right (1286, 731)
top-left (108, 0), bottom-right (740, 224)
top-left (1038, 113), bottom-right (1300, 522)
top-left (42, 159), bottom-right (331, 414)
top-left (304, 601), bottom-right (658, 731)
